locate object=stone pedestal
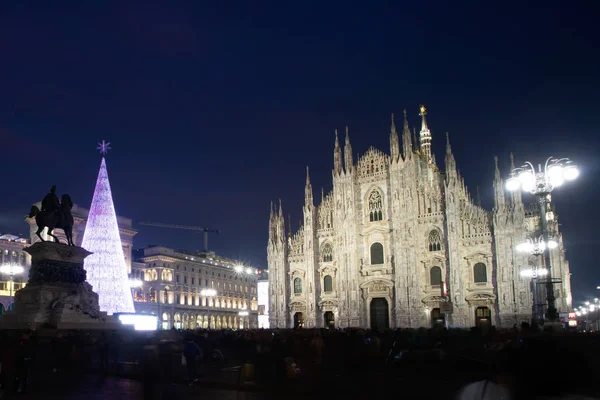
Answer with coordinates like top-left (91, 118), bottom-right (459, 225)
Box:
top-left (0, 242), bottom-right (122, 330)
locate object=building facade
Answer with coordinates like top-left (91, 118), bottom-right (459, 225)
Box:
top-left (0, 234), bottom-right (30, 311)
top-left (132, 246), bottom-right (259, 330)
top-left (268, 107), bottom-right (572, 329)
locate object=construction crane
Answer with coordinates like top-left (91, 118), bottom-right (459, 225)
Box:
top-left (139, 221), bottom-right (220, 253)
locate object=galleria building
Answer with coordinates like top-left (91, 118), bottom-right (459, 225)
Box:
top-left (267, 107), bottom-right (572, 330)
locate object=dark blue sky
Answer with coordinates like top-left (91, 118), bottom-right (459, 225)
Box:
top-left (1, 2), bottom-right (599, 303)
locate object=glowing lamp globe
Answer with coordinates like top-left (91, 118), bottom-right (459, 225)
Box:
top-left (548, 164), bottom-right (564, 187)
top-left (516, 242), bottom-right (534, 253)
top-left (234, 265), bottom-right (243, 273)
top-left (547, 239), bottom-right (558, 249)
top-left (520, 269), bottom-right (533, 278)
top-left (505, 176), bottom-right (521, 192)
top-left (518, 170), bottom-right (534, 185)
top-left (246, 267), bottom-right (252, 274)
top-left (563, 165), bottom-right (579, 181)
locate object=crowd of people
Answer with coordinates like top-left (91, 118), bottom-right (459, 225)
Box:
top-left (0, 326), bottom-right (597, 399)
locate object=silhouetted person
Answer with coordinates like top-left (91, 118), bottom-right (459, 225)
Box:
top-left (183, 337), bottom-right (200, 385)
top-left (41, 185), bottom-right (60, 215)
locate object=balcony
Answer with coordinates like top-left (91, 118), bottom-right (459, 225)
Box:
top-left (467, 282), bottom-right (492, 291)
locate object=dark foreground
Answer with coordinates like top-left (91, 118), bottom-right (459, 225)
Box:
top-left (1, 327), bottom-right (599, 399)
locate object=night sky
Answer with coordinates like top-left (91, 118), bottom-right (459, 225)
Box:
top-left (1, 2), bottom-right (599, 304)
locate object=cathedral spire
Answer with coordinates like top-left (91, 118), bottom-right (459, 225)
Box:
top-left (344, 126), bottom-right (354, 173)
top-left (288, 214), bottom-right (292, 238)
top-left (333, 129), bottom-right (343, 176)
top-left (268, 201), bottom-right (274, 242)
top-left (510, 152), bottom-right (523, 207)
top-left (445, 132), bottom-right (457, 181)
top-left (412, 127), bottom-right (418, 152)
top-left (476, 186), bottom-right (482, 207)
top-left (277, 199), bottom-right (285, 242)
top-left (493, 156), bottom-right (506, 209)
top-left (305, 166), bottom-right (313, 206)
top-left (402, 109), bottom-right (412, 161)
top-left (390, 113), bottom-right (400, 163)
top-left (419, 105), bottom-right (433, 163)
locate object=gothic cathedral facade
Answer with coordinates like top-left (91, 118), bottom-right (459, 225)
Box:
top-left (267, 107), bottom-right (572, 329)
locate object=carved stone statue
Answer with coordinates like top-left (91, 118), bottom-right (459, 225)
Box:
top-left (28, 185), bottom-right (75, 246)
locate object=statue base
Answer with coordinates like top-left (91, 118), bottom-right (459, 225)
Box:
top-left (0, 242), bottom-right (123, 330)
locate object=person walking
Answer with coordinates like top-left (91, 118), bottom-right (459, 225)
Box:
top-left (183, 336), bottom-right (200, 385)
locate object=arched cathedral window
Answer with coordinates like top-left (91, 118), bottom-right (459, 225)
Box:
top-left (368, 190), bottom-right (383, 222)
top-left (323, 275), bottom-right (333, 293)
top-left (428, 230), bottom-right (442, 252)
top-left (430, 266), bottom-right (442, 286)
top-left (473, 263), bottom-right (487, 283)
top-left (294, 277), bottom-right (302, 294)
top-left (321, 243), bottom-right (333, 263)
top-left (370, 242), bottom-right (384, 265)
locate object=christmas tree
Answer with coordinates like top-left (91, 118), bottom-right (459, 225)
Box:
top-left (81, 142), bottom-right (135, 315)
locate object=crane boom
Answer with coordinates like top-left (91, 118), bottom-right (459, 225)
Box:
top-left (139, 221), bottom-right (219, 252)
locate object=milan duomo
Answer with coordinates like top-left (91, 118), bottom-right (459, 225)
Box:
top-left (267, 107), bottom-right (572, 330)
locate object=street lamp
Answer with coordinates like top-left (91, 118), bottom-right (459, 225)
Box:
top-left (201, 288), bottom-right (217, 329)
top-left (0, 264), bottom-right (25, 309)
top-left (506, 157), bottom-right (578, 322)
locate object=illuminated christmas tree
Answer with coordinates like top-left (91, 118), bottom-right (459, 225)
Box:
top-left (81, 141), bottom-right (135, 315)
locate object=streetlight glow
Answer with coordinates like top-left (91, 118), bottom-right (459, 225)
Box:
top-left (0, 264), bottom-right (24, 276)
top-left (507, 156), bottom-right (579, 323)
top-left (129, 279), bottom-right (143, 288)
top-left (200, 288), bottom-right (217, 297)
top-left (234, 265), bottom-right (243, 273)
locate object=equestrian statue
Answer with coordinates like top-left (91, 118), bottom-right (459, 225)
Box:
top-left (28, 185), bottom-right (75, 246)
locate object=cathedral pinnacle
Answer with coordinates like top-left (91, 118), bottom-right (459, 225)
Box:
top-left (445, 132), bottom-right (457, 180)
top-left (344, 126), bottom-right (353, 172)
top-left (419, 105), bottom-right (433, 163)
top-left (305, 166), bottom-right (313, 205)
top-left (390, 113), bottom-right (400, 163)
top-left (493, 156), bottom-right (506, 209)
top-left (333, 129), bottom-right (343, 176)
top-left (402, 109), bottom-right (412, 160)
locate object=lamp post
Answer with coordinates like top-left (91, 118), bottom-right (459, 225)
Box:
top-left (506, 157), bottom-right (579, 322)
top-left (0, 264), bottom-right (25, 309)
top-left (519, 263), bottom-right (549, 326)
top-left (201, 288), bottom-right (217, 329)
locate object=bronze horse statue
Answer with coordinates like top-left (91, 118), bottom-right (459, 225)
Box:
top-left (28, 194), bottom-right (75, 246)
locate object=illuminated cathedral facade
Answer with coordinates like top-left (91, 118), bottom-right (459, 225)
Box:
top-left (267, 107), bottom-right (572, 329)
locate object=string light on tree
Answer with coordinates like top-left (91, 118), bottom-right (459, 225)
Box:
top-left (81, 142), bottom-right (135, 315)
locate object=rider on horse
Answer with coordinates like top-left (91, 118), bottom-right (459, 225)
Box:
top-left (42, 185), bottom-right (61, 216)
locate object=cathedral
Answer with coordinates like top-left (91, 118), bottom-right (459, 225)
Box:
top-left (267, 107), bottom-right (572, 330)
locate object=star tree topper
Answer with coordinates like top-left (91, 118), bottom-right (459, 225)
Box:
top-left (97, 140), bottom-right (111, 155)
